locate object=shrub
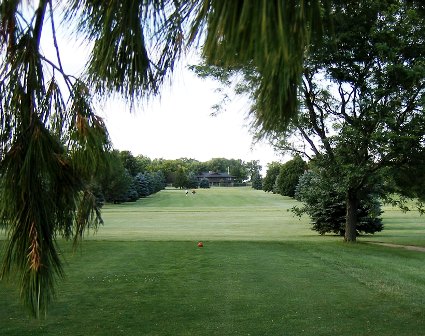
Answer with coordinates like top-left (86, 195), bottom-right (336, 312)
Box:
top-left (126, 185), bottom-right (139, 202)
top-left (186, 172), bottom-right (199, 189)
top-left (199, 178), bottom-right (210, 188)
top-left (293, 171), bottom-right (383, 236)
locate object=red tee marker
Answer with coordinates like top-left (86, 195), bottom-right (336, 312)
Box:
top-left (197, 241), bottom-right (203, 248)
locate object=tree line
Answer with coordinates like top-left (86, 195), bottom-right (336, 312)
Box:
top-left (97, 150), bottom-right (263, 203)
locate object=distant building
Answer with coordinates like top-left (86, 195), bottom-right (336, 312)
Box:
top-left (196, 171), bottom-right (235, 187)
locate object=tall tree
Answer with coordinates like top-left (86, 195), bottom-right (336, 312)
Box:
top-left (173, 166), bottom-right (188, 189)
top-left (119, 151), bottom-right (139, 177)
top-left (98, 151), bottom-right (132, 203)
top-left (206, 158), bottom-right (230, 173)
top-left (293, 170), bottom-right (383, 236)
top-left (251, 172), bottom-right (263, 190)
top-left (245, 160), bottom-right (262, 181)
top-left (263, 162), bottom-right (282, 192)
top-left (135, 155), bottom-right (152, 174)
top-left (229, 159), bottom-right (248, 183)
top-left (269, 0), bottom-right (425, 241)
top-left (274, 155), bottom-right (307, 197)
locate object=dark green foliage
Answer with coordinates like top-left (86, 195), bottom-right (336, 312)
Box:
top-left (186, 172), bottom-right (199, 189)
top-left (229, 159), bottom-right (249, 183)
top-left (106, 169), bottom-right (133, 203)
top-left (293, 171), bottom-right (383, 236)
top-left (263, 162), bottom-right (282, 192)
top-left (206, 158), bottom-right (233, 176)
top-left (173, 167), bottom-right (188, 189)
top-left (89, 182), bottom-right (105, 207)
top-left (119, 151), bottom-right (140, 177)
top-left (126, 185), bottom-right (139, 202)
top-left (0, 1), bottom-right (110, 315)
top-left (98, 151), bottom-right (132, 203)
top-left (151, 171), bottom-right (166, 192)
top-left (135, 155), bottom-right (152, 173)
top-left (274, 156), bottom-right (307, 197)
top-left (134, 171), bottom-right (165, 198)
top-left (261, 0), bottom-right (425, 241)
top-left (199, 177), bottom-right (210, 188)
top-left (246, 160), bottom-right (262, 185)
top-left (146, 157), bottom-right (263, 187)
top-left (251, 172), bottom-right (263, 190)
top-left (144, 171), bottom-right (166, 194)
top-left (134, 173), bottom-right (150, 198)
top-left (100, 154), bottom-right (166, 201)
top-left (144, 173), bottom-right (155, 195)
top-left (387, 152), bottom-right (425, 212)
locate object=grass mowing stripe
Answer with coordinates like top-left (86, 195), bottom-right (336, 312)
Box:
top-left (1, 187), bottom-right (425, 335)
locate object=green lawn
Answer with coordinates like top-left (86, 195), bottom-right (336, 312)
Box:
top-left (1, 187), bottom-right (425, 335)
top-left (89, 187), bottom-right (314, 241)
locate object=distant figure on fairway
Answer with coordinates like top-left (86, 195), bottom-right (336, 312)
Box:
top-left (192, 190), bottom-right (196, 195)
top-left (185, 190), bottom-right (189, 196)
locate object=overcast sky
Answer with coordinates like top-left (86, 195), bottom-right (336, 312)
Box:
top-left (99, 65), bottom-right (284, 169)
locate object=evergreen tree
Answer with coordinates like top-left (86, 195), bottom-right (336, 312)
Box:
top-left (135, 173), bottom-right (150, 197)
top-left (293, 171), bottom-right (383, 236)
top-left (262, 162), bottom-right (282, 192)
top-left (251, 172), bottom-right (263, 190)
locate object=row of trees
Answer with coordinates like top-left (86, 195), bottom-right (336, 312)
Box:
top-left (97, 150), bottom-right (167, 203)
top-left (98, 150), bottom-right (263, 203)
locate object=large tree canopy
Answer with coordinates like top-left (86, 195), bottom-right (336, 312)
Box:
top-left (191, 0), bottom-right (425, 242)
top-left (270, 0), bottom-right (425, 241)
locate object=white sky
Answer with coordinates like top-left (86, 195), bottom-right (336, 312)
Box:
top-left (99, 66), bottom-right (284, 169)
top-left (40, 11), bottom-right (286, 172)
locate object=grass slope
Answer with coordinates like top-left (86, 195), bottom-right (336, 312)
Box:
top-left (1, 187), bottom-right (425, 335)
top-left (91, 187), bottom-right (319, 241)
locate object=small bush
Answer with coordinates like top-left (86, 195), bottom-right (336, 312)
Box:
top-left (199, 178), bottom-right (210, 188)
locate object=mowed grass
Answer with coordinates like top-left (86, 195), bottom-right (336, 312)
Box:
top-left (1, 187), bottom-right (425, 335)
top-left (88, 187), bottom-right (315, 241)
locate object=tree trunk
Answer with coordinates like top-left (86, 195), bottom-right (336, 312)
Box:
top-left (345, 189), bottom-right (358, 242)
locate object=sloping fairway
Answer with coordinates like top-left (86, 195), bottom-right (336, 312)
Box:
top-left (1, 187), bottom-right (425, 335)
top-left (88, 188), bottom-right (315, 241)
